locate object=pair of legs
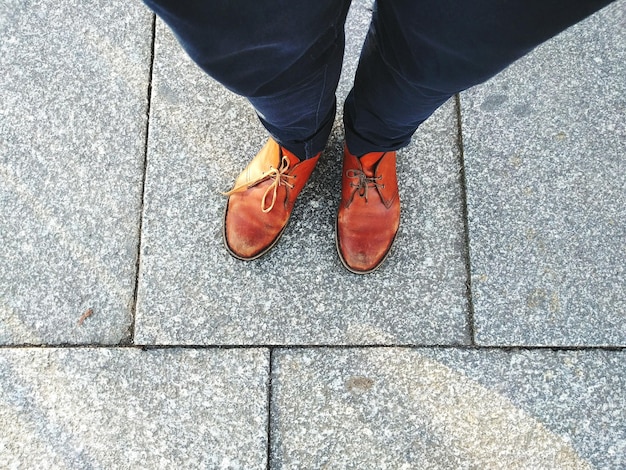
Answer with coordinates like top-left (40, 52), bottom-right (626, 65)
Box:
top-left (144, 0), bottom-right (612, 272)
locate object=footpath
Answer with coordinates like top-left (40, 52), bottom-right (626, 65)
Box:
top-left (1, 1), bottom-right (624, 468)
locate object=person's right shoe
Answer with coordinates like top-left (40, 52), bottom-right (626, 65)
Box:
top-left (336, 145), bottom-right (400, 274)
top-left (223, 138), bottom-right (319, 260)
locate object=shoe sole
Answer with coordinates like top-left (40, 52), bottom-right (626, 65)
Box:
top-left (222, 199), bottom-right (289, 261)
top-left (334, 216), bottom-right (398, 275)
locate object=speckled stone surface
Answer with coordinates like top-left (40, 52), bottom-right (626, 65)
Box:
top-left (0, 348), bottom-right (269, 469)
top-left (1, 0), bottom-right (625, 469)
top-left (271, 348), bottom-right (626, 470)
top-left (461, 2), bottom-right (626, 345)
top-left (135, 1), bottom-right (469, 345)
top-left (337, 0), bottom-right (373, 105)
top-left (0, 1), bottom-right (152, 344)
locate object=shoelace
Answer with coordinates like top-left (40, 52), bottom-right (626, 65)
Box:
top-left (224, 155), bottom-right (295, 213)
top-left (346, 168), bottom-right (385, 205)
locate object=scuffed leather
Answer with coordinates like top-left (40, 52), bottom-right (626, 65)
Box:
top-left (224, 138), bottom-right (319, 260)
top-left (337, 145), bottom-right (400, 273)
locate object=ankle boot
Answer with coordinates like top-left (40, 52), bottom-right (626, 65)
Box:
top-left (336, 144), bottom-right (400, 273)
top-left (223, 138), bottom-right (320, 260)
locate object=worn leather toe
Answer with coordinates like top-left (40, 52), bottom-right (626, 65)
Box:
top-left (223, 138), bottom-right (319, 260)
top-left (336, 145), bottom-right (400, 273)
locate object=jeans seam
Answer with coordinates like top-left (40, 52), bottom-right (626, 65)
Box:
top-left (315, 64), bottom-right (329, 131)
top-left (306, 63), bottom-right (330, 158)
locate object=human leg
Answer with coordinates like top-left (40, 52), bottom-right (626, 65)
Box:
top-left (144, 0), bottom-right (351, 159)
top-left (143, 0), bottom-right (351, 259)
top-left (338, 0), bottom-right (614, 273)
top-left (344, 0), bottom-right (614, 155)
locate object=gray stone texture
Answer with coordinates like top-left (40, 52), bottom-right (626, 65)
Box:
top-left (461, 2), bottom-right (626, 345)
top-left (0, 347), bottom-right (269, 469)
top-left (0, 1), bottom-right (153, 344)
top-left (271, 348), bottom-right (626, 470)
top-left (135, 1), bottom-right (469, 346)
top-left (0, 0), bottom-right (625, 467)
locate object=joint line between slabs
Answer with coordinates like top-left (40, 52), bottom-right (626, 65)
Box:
top-left (3, 344), bottom-right (624, 352)
top-left (266, 348), bottom-right (274, 470)
top-left (128, 14), bottom-right (157, 346)
top-left (454, 93), bottom-right (476, 346)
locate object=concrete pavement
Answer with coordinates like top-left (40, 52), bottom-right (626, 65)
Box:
top-left (1, 0), bottom-right (624, 468)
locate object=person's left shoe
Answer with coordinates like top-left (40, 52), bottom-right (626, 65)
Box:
top-left (223, 138), bottom-right (320, 260)
top-left (336, 145), bottom-right (400, 274)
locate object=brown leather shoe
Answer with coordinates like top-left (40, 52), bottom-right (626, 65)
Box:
top-left (223, 138), bottom-right (319, 260)
top-left (336, 145), bottom-right (400, 274)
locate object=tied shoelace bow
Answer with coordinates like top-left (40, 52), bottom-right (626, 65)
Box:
top-left (224, 155), bottom-right (295, 213)
top-left (346, 168), bottom-right (385, 205)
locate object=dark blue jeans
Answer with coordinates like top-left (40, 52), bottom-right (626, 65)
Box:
top-left (144, 0), bottom-right (613, 159)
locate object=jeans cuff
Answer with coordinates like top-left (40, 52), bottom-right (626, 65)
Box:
top-left (271, 100), bottom-right (336, 160)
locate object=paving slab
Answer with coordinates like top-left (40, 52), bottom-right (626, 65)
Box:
top-left (461, 2), bottom-right (626, 345)
top-left (0, 347), bottom-right (269, 469)
top-left (135, 0), bottom-right (469, 345)
top-left (271, 348), bottom-right (626, 470)
top-left (0, 1), bottom-right (153, 344)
